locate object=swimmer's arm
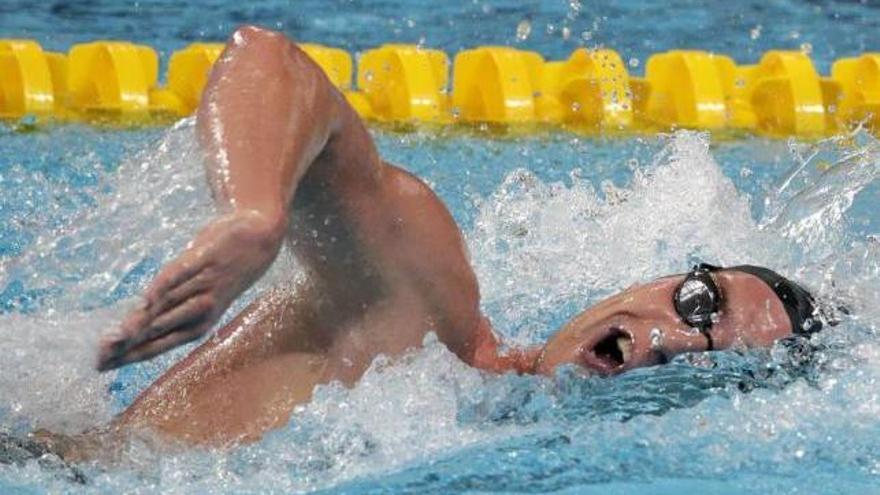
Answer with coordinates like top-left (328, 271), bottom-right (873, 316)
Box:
top-left (196, 25), bottom-right (343, 226)
top-left (97, 26), bottom-right (354, 371)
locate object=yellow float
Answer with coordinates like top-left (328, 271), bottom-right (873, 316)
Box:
top-left (452, 46), bottom-right (544, 123)
top-left (355, 44), bottom-right (449, 122)
top-left (2, 37), bottom-right (880, 138)
top-left (634, 50), bottom-right (735, 130)
top-left (537, 48), bottom-right (632, 129)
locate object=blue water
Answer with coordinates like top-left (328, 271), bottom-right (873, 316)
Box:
top-left (3, 0), bottom-right (879, 72)
top-left (2, 1), bottom-right (880, 494)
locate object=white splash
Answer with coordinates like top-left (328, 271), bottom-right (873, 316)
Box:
top-left (468, 132), bottom-right (785, 343)
top-left (1, 126), bottom-right (880, 493)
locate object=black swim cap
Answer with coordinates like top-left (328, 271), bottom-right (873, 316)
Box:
top-left (727, 265), bottom-right (822, 335)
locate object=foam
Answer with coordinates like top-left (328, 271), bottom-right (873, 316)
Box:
top-left (2, 126), bottom-right (880, 492)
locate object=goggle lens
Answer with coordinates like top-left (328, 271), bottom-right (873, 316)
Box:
top-left (673, 265), bottom-right (721, 332)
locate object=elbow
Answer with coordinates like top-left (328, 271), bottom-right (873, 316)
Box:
top-left (228, 25), bottom-right (291, 50)
top-left (225, 24), bottom-right (330, 95)
top-left (197, 25), bottom-right (293, 118)
top-left (227, 26), bottom-right (315, 72)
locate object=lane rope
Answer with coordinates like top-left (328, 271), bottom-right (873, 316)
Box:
top-left (1, 39), bottom-right (878, 136)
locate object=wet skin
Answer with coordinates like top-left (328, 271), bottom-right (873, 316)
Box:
top-left (73, 26), bottom-right (795, 451)
top-left (535, 271), bottom-right (792, 375)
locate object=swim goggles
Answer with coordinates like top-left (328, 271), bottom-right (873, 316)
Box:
top-left (672, 263), bottom-right (722, 350)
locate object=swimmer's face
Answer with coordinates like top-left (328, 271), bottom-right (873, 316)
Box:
top-left (535, 270), bottom-right (793, 375)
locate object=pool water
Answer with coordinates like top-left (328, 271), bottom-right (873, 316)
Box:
top-left (2, 1), bottom-right (880, 494)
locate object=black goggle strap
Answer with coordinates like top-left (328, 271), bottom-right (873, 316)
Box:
top-left (701, 327), bottom-right (715, 351)
top-left (695, 263), bottom-right (723, 273)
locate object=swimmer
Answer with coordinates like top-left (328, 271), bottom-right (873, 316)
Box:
top-left (12, 26), bottom-right (823, 464)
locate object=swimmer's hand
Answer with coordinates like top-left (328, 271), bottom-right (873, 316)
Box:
top-left (96, 211), bottom-right (284, 371)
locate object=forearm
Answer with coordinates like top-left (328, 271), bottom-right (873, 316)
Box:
top-left (196, 25), bottom-right (341, 232)
top-left (97, 27), bottom-right (367, 372)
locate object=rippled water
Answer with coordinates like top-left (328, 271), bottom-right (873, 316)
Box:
top-left (3, 0), bottom-right (880, 493)
top-left (2, 120), bottom-right (880, 493)
top-left (3, 0), bottom-right (879, 72)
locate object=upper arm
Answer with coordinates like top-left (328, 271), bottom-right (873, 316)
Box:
top-left (383, 167), bottom-right (484, 361)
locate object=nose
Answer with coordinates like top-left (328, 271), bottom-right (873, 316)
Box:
top-left (577, 290), bottom-right (690, 374)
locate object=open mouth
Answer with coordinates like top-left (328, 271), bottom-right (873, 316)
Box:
top-left (586, 328), bottom-right (633, 371)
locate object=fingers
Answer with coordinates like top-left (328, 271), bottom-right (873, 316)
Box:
top-left (148, 294), bottom-right (216, 339)
top-left (97, 320), bottom-right (211, 372)
top-left (96, 306), bottom-right (150, 364)
top-left (143, 253), bottom-right (211, 308)
top-left (145, 270), bottom-right (213, 320)
top-left (97, 295), bottom-right (216, 371)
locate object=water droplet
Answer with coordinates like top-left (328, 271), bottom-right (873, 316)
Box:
top-left (628, 57), bottom-right (639, 68)
top-left (562, 26), bottom-right (571, 40)
top-left (516, 19), bottom-right (532, 41)
top-left (650, 328), bottom-right (665, 350)
top-left (750, 24), bottom-right (762, 40)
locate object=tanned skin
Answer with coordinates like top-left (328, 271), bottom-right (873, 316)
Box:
top-left (77, 26), bottom-right (793, 451)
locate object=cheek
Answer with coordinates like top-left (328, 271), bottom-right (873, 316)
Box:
top-left (545, 333), bottom-right (584, 362)
top-left (752, 315), bottom-right (792, 345)
top-left (661, 326), bottom-right (709, 354)
top-left (628, 320), bottom-right (689, 357)
top-left (720, 307), bottom-right (790, 348)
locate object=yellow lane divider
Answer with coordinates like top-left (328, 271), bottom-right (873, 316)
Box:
top-left (1, 38), bottom-right (880, 137)
top-left (66, 41), bottom-right (158, 117)
top-left (742, 51), bottom-right (833, 137)
top-left (162, 42), bottom-right (224, 115)
top-left (538, 48), bottom-right (633, 129)
top-left (0, 40), bottom-right (63, 117)
top-left (357, 44), bottom-right (449, 122)
top-left (633, 50), bottom-right (735, 130)
top-left (832, 54), bottom-right (880, 132)
top-left (452, 46), bottom-right (543, 123)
